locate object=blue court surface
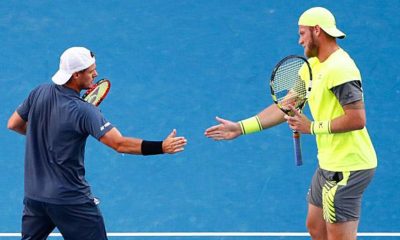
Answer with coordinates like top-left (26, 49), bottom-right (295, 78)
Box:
top-left (0, 0), bottom-right (399, 239)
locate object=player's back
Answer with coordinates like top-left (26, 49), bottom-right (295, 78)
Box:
top-left (20, 83), bottom-right (94, 204)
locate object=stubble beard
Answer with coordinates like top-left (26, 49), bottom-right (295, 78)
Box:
top-left (305, 32), bottom-right (318, 58)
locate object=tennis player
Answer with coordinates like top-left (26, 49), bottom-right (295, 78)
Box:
top-left (204, 7), bottom-right (377, 240)
top-left (7, 46), bottom-right (187, 240)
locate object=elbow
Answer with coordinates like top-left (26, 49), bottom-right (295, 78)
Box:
top-left (354, 117), bottom-right (366, 130)
top-left (7, 120), bottom-right (19, 131)
top-left (112, 140), bottom-right (124, 153)
top-left (355, 123), bottom-right (365, 131)
top-left (115, 146), bottom-right (125, 154)
top-left (100, 131), bottom-right (134, 154)
top-left (350, 110), bottom-right (366, 130)
top-left (341, 106), bottom-right (367, 131)
top-left (7, 122), bottom-right (14, 131)
top-left (101, 136), bottom-right (125, 153)
top-left (7, 113), bottom-right (26, 133)
top-left (113, 139), bottom-right (129, 154)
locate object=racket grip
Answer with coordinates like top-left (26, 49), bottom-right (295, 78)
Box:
top-left (293, 131), bottom-right (303, 166)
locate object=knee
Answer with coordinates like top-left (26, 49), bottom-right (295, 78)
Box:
top-left (306, 220), bottom-right (317, 236)
top-left (306, 218), bottom-right (327, 239)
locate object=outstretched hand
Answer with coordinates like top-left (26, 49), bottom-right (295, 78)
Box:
top-left (204, 116), bottom-right (242, 141)
top-left (162, 129), bottom-right (187, 154)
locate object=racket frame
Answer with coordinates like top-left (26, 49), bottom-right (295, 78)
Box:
top-left (82, 78), bottom-right (111, 106)
top-left (269, 55), bottom-right (312, 166)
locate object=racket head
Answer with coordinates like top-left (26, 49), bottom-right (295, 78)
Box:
top-left (270, 55), bottom-right (312, 115)
top-left (82, 78), bottom-right (111, 106)
top-left (269, 55), bottom-right (311, 166)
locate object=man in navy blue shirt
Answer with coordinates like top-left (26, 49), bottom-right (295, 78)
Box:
top-left (7, 47), bottom-right (187, 240)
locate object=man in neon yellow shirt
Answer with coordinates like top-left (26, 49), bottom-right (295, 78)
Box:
top-left (205, 7), bottom-right (376, 240)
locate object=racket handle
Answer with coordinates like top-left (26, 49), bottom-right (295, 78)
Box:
top-left (293, 131), bottom-right (303, 166)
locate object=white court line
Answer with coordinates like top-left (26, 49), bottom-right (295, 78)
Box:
top-left (1, 232), bottom-right (400, 237)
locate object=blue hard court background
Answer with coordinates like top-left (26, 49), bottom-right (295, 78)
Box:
top-left (0, 0), bottom-right (399, 239)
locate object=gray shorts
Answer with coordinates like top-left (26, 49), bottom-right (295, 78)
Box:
top-left (307, 167), bottom-right (375, 223)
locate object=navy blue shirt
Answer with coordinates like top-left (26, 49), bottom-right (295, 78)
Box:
top-left (17, 84), bottom-right (114, 204)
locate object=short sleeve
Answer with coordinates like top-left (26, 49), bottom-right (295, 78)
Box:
top-left (82, 105), bottom-right (114, 140)
top-left (331, 80), bottom-right (363, 106)
top-left (16, 87), bottom-right (40, 121)
top-left (327, 57), bottom-right (361, 89)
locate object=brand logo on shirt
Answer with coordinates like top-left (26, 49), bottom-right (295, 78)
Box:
top-left (344, 91), bottom-right (353, 100)
top-left (100, 122), bottom-right (111, 131)
top-left (317, 73), bottom-right (323, 81)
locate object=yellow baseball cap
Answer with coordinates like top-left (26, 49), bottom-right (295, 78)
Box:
top-left (298, 7), bottom-right (346, 39)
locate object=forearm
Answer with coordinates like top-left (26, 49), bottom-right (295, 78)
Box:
top-left (100, 128), bottom-right (169, 155)
top-left (100, 128), bottom-right (143, 154)
top-left (330, 109), bottom-right (365, 133)
top-left (311, 101), bottom-right (366, 134)
top-left (113, 137), bottom-right (144, 154)
top-left (238, 104), bottom-right (286, 135)
top-left (257, 104), bottom-right (286, 130)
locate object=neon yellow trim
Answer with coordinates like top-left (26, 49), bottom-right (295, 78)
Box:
top-left (321, 172), bottom-right (350, 223)
top-left (239, 122), bottom-right (245, 135)
top-left (338, 171), bottom-right (350, 186)
top-left (239, 116), bottom-right (262, 135)
top-left (310, 122), bottom-right (315, 135)
top-left (322, 181), bottom-right (338, 223)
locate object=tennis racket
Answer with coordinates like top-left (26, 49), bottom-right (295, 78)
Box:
top-left (270, 55), bottom-right (312, 166)
top-left (82, 78), bottom-right (111, 106)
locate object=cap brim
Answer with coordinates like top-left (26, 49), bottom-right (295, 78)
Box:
top-left (322, 27), bottom-right (346, 39)
top-left (52, 70), bottom-right (72, 85)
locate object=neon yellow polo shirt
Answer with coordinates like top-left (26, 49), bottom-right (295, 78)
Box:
top-left (303, 49), bottom-right (377, 171)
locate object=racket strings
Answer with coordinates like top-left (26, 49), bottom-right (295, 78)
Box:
top-left (86, 84), bottom-right (108, 102)
top-left (82, 80), bottom-right (110, 106)
top-left (272, 58), bottom-right (307, 109)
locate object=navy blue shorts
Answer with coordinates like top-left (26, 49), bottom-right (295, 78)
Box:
top-left (22, 198), bottom-right (108, 240)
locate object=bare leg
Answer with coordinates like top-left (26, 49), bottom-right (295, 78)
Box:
top-left (327, 220), bottom-right (359, 240)
top-left (306, 204), bottom-right (327, 240)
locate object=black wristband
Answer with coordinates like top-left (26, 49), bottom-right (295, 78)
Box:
top-left (141, 140), bottom-right (163, 155)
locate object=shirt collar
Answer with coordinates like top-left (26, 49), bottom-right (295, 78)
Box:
top-left (55, 84), bottom-right (80, 97)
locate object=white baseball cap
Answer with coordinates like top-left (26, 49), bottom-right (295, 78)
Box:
top-left (298, 7), bottom-right (346, 39)
top-left (52, 47), bottom-right (96, 85)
